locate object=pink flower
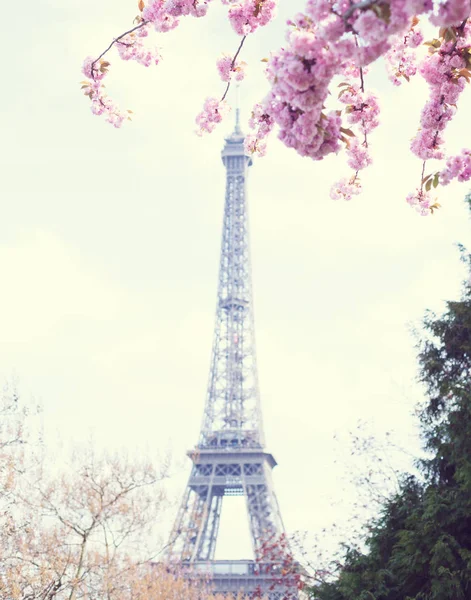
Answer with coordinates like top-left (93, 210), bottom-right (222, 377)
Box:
top-left (412, 38), bottom-right (469, 162)
top-left (249, 103), bottom-right (275, 137)
top-left (115, 25), bottom-right (161, 67)
top-left (440, 149), bottom-right (471, 185)
top-left (216, 54), bottom-right (247, 82)
top-left (245, 134), bottom-right (267, 156)
top-left (226, 0), bottom-right (277, 36)
top-left (330, 176), bottom-right (362, 201)
top-left (341, 86), bottom-right (380, 134)
top-left (406, 189), bottom-right (433, 216)
top-left (385, 32), bottom-right (421, 86)
top-left (353, 11), bottom-right (387, 44)
top-left (305, 0), bottom-right (332, 22)
top-left (82, 56), bottom-right (106, 81)
top-left (195, 97), bottom-right (230, 135)
top-left (430, 0), bottom-right (471, 26)
top-left (81, 0), bottom-right (471, 212)
top-left (407, 29), bottom-right (424, 48)
top-left (346, 139), bottom-right (372, 171)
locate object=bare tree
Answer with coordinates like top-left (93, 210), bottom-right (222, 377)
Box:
top-left (0, 388), bottom-right (252, 600)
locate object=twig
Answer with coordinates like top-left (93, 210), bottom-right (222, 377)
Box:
top-left (448, 18), bottom-right (468, 55)
top-left (359, 66), bottom-right (365, 93)
top-left (220, 35), bottom-right (248, 102)
top-left (342, 0), bottom-right (377, 22)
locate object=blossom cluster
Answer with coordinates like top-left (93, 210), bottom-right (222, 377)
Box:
top-left (405, 21), bottom-right (471, 214)
top-left (81, 20), bottom-right (163, 127)
top-left (330, 176), bottom-right (363, 201)
top-left (410, 31), bottom-right (470, 161)
top-left (243, 0), bottom-right (471, 213)
top-left (222, 0), bottom-right (278, 36)
top-left (195, 97), bottom-right (230, 135)
top-left (339, 85), bottom-right (380, 136)
top-left (82, 0), bottom-right (471, 213)
top-left (82, 1), bottom-right (216, 127)
top-left (81, 58), bottom-right (130, 128)
top-left (243, 103), bottom-right (275, 156)
top-left (216, 54), bottom-right (247, 82)
top-left (384, 19), bottom-right (423, 85)
top-left (83, 0), bottom-right (276, 130)
top-left (82, 0), bottom-right (212, 127)
top-left (440, 149), bottom-right (471, 185)
top-left (406, 189), bottom-right (434, 216)
top-left (338, 83), bottom-right (380, 176)
top-left (115, 24), bottom-right (161, 66)
top-left (430, 0), bottom-right (471, 27)
top-left (143, 0), bottom-right (213, 32)
top-left (246, 1), bottom-right (417, 167)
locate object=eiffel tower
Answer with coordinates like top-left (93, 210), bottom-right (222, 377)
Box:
top-left (166, 111), bottom-right (298, 599)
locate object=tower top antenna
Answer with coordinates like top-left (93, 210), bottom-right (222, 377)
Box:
top-left (234, 84), bottom-right (242, 135)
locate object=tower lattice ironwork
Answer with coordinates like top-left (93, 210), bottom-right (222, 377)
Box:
top-left (166, 113), bottom-right (298, 600)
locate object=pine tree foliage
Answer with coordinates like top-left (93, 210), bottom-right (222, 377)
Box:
top-left (310, 202), bottom-right (471, 600)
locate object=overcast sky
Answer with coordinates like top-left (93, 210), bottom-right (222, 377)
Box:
top-left (2, 0), bottom-right (471, 561)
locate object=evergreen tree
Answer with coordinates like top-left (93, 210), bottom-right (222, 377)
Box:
top-left (310, 200), bottom-right (471, 600)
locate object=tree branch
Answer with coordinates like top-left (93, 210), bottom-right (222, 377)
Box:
top-left (90, 20), bottom-right (149, 79)
top-left (221, 35), bottom-right (248, 102)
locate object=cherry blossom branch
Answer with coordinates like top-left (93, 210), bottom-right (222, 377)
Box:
top-left (356, 38), bottom-right (369, 150)
top-left (90, 20), bottom-right (149, 80)
top-left (82, 1), bottom-right (277, 132)
top-left (79, 0), bottom-right (471, 213)
top-left (359, 66), bottom-right (365, 94)
top-left (195, 34), bottom-right (249, 135)
top-left (448, 18), bottom-right (468, 54)
top-left (408, 19), bottom-right (471, 213)
top-left (342, 0), bottom-right (378, 21)
top-left (420, 160), bottom-right (426, 191)
top-left (220, 34), bottom-right (248, 102)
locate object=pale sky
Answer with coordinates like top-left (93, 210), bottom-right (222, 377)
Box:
top-left (2, 0), bottom-right (471, 562)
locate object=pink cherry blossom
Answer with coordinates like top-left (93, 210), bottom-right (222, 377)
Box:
top-left (195, 97), bottom-right (230, 135)
top-left (406, 189), bottom-right (433, 216)
top-left (245, 134), bottom-right (267, 157)
top-left (82, 56), bottom-right (106, 81)
top-left (384, 19), bottom-right (423, 86)
top-left (330, 176), bottom-right (362, 201)
top-left (225, 0), bottom-right (278, 36)
top-left (216, 54), bottom-right (247, 82)
top-left (440, 149), bottom-right (471, 185)
top-left (411, 24), bottom-right (471, 164)
top-left (429, 0), bottom-right (470, 26)
top-left (81, 57), bottom-right (130, 128)
top-left (339, 85), bottom-right (380, 134)
top-left (82, 0), bottom-right (471, 209)
top-left (353, 11), bottom-right (388, 44)
top-left (143, 0), bottom-right (213, 31)
top-left (115, 24), bottom-right (161, 67)
top-left (346, 139), bottom-right (372, 171)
